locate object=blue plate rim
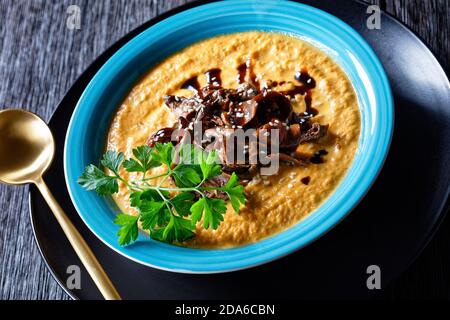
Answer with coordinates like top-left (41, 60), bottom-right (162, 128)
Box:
top-left (64, 0), bottom-right (394, 273)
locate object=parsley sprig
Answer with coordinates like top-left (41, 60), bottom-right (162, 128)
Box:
top-left (77, 143), bottom-right (247, 246)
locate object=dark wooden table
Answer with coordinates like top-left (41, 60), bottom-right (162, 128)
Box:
top-left (0, 0), bottom-right (448, 300)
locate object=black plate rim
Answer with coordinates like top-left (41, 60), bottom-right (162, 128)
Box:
top-left (353, 0), bottom-right (450, 287)
top-left (356, 0), bottom-right (449, 82)
top-left (28, 0), bottom-right (450, 299)
top-left (351, 2), bottom-right (450, 287)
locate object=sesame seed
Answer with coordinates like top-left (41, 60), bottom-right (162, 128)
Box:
top-left (288, 183), bottom-right (294, 188)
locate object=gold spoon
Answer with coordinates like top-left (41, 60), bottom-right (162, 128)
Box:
top-left (0, 109), bottom-right (121, 300)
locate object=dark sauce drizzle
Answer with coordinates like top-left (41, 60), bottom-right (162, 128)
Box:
top-left (237, 59), bottom-right (260, 89)
top-left (279, 69), bottom-right (316, 96)
top-left (181, 76), bottom-right (201, 95)
top-left (294, 69), bottom-right (318, 117)
top-left (303, 91), bottom-right (318, 117)
top-left (265, 68), bottom-right (318, 117)
top-left (148, 127), bottom-right (175, 146)
top-left (310, 149), bottom-right (328, 164)
top-left (268, 80), bottom-right (286, 87)
top-left (237, 63), bottom-right (247, 84)
top-left (301, 176), bottom-right (311, 185)
top-left (181, 68), bottom-right (223, 96)
top-left (181, 65), bottom-right (318, 117)
top-left (295, 69), bottom-right (316, 87)
top-left (205, 68), bottom-right (222, 86)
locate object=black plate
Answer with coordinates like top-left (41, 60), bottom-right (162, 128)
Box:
top-left (29, 0), bottom-right (450, 299)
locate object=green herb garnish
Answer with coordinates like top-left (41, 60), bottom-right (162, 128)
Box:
top-left (77, 143), bottom-right (247, 246)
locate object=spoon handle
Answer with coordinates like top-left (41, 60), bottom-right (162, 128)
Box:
top-left (34, 176), bottom-right (121, 300)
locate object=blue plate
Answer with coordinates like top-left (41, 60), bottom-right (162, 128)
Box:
top-left (64, 0), bottom-right (393, 273)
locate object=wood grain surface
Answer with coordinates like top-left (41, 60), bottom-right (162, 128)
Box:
top-left (0, 0), bottom-right (448, 300)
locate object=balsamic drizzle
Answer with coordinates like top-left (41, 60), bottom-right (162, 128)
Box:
top-left (310, 149), bottom-right (328, 164)
top-left (268, 80), bottom-right (286, 87)
top-left (237, 59), bottom-right (260, 88)
top-left (205, 68), bottom-right (222, 86)
top-left (294, 69), bottom-right (316, 88)
top-left (304, 91), bottom-right (318, 117)
top-left (285, 68), bottom-right (318, 117)
top-left (237, 62), bottom-right (247, 84)
top-left (247, 60), bottom-right (260, 89)
top-left (181, 76), bottom-right (201, 95)
top-left (180, 64), bottom-right (319, 120)
top-left (182, 68), bottom-right (223, 96)
top-left (301, 176), bottom-right (311, 185)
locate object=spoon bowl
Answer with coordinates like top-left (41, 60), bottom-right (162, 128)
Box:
top-left (0, 109), bottom-right (54, 184)
top-left (0, 108), bottom-right (120, 300)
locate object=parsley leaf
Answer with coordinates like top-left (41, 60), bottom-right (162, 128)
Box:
top-left (122, 158), bottom-right (142, 173)
top-left (138, 200), bottom-right (168, 229)
top-left (114, 213), bottom-right (139, 246)
top-left (101, 151), bottom-right (124, 174)
top-left (222, 172), bottom-right (247, 213)
top-left (77, 164), bottom-right (119, 195)
top-left (151, 215), bottom-right (195, 243)
top-left (172, 164), bottom-right (202, 187)
top-left (79, 143), bottom-right (248, 246)
top-left (198, 150), bottom-right (222, 180)
top-left (129, 191), bottom-right (143, 207)
top-left (171, 192), bottom-right (195, 216)
top-left (151, 143), bottom-right (174, 166)
top-left (123, 146), bottom-right (161, 173)
top-left (190, 197), bottom-right (227, 230)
